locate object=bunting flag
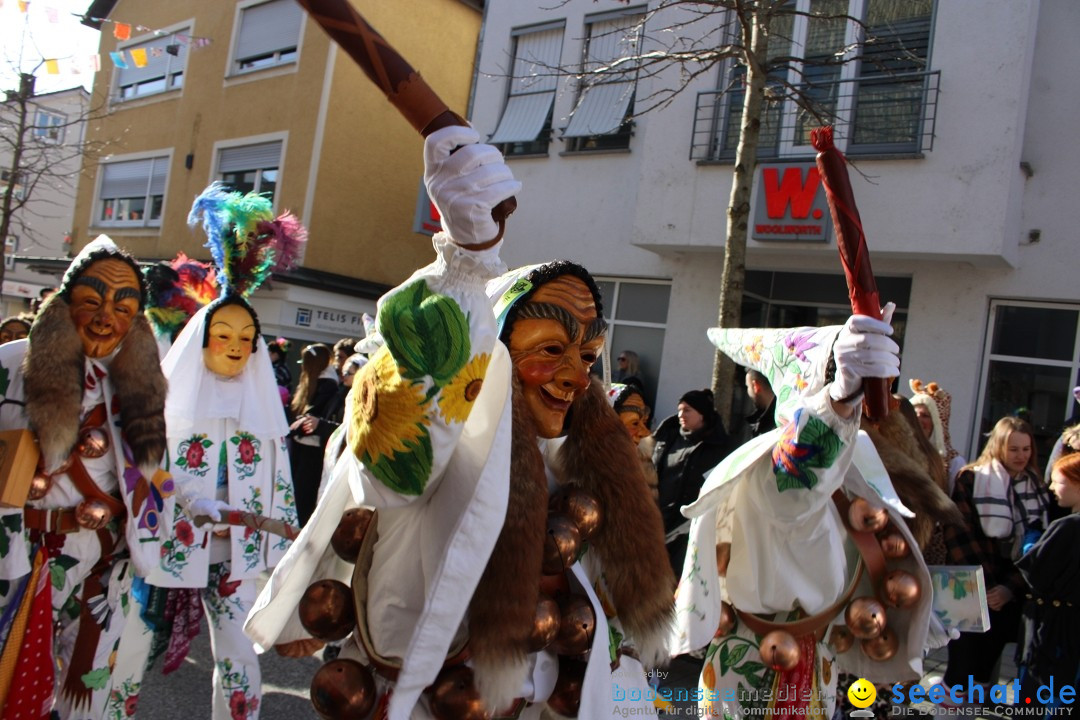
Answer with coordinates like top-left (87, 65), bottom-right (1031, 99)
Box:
top-left (44, 58), bottom-right (59, 74)
top-left (109, 51), bottom-right (128, 69)
top-left (113, 21), bottom-right (131, 40)
top-left (129, 47), bottom-right (148, 68)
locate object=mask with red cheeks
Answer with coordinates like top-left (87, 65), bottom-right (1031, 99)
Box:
top-left (508, 275), bottom-right (606, 438)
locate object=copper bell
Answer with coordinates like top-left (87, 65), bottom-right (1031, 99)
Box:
top-left (881, 569), bottom-right (921, 609)
top-left (848, 498), bottom-right (889, 533)
top-left (861, 626), bottom-right (900, 661)
top-left (309, 658), bottom-right (376, 719)
top-left (298, 580), bottom-right (356, 642)
top-left (75, 499), bottom-right (113, 530)
top-left (76, 427), bottom-right (110, 459)
top-left (716, 602), bottom-right (737, 636)
top-left (330, 508), bottom-right (374, 563)
top-left (542, 514), bottom-right (581, 575)
top-left (547, 657), bottom-right (587, 718)
top-left (552, 594), bottom-right (596, 656)
top-left (829, 625), bottom-right (855, 654)
top-left (527, 593), bottom-right (561, 653)
top-left (28, 471), bottom-right (53, 501)
top-left (879, 531), bottom-right (910, 560)
top-left (759, 630), bottom-right (800, 671)
top-left (429, 665), bottom-right (488, 720)
top-left (539, 571), bottom-right (570, 598)
top-left (845, 597), bottom-right (887, 639)
top-left (555, 488), bottom-right (603, 543)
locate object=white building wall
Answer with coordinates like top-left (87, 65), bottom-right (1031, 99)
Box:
top-left (473, 0), bottom-right (1079, 452)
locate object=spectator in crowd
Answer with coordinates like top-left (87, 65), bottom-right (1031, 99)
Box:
top-left (267, 337), bottom-right (293, 408)
top-left (910, 378), bottom-right (967, 493)
top-left (0, 314), bottom-right (32, 344)
top-left (1044, 386), bottom-right (1080, 476)
top-left (332, 337), bottom-right (357, 381)
top-left (652, 388), bottom-right (729, 575)
top-left (306, 351), bottom-right (367, 451)
top-left (615, 349), bottom-right (644, 391)
top-left (1015, 452), bottom-right (1080, 710)
top-left (30, 286), bottom-right (55, 314)
top-left (744, 368), bottom-right (776, 437)
top-left (942, 416), bottom-right (1053, 694)
top-left (288, 343), bottom-right (338, 526)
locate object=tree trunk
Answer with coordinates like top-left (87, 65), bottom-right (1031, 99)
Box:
top-left (0, 75), bottom-right (36, 291)
top-left (710, 3), bottom-right (769, 431)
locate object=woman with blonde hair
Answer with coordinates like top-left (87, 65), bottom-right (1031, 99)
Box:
top-left (941, 415), bottom-right (1053, 693)
top-left (288, 343), bottom-right (338, 525)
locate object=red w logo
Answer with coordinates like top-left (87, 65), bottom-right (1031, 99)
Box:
top-left (763, 166), bottom-right (821, 219)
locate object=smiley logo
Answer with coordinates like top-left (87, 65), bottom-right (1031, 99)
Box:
top-left (847, 678), bottom-right (876, 708)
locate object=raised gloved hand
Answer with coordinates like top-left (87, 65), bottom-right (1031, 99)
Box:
top-left (829, 302), bottom-right (900, 406)
top-left (423, 125), bottom-right (521, 246)
top-left (185, 497), bottom-right (234, 526)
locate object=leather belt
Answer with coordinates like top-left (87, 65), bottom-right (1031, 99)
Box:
top-left (23, 507), bottom-right (81, 534)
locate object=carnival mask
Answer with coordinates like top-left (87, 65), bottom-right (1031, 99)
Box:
top-left (617, 391), bottom-right (650, 443)
top-left (68, 258), bottom-right (141, 358)
top-left (508, 275), bottom-right (605, 438)
top-left (0, 321), bottom-right (29, 344)
top-left (204, 303), bottom-right (256, 377)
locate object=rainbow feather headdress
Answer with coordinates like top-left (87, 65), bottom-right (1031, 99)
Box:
top-left (144, 253), bottom-right (219, 341)
top-left (187, 182), bottom-right (306, 300)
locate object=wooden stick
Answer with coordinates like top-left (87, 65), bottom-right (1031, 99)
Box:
top-left (194, 510), bottom-right (299, 541)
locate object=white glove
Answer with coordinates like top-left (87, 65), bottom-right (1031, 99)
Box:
top-left (423, 125), bottom-right (521, 246)
top-left (829, 302), bottom-right (900, 405)
top-left (185, 497), bottom-right (234, 526)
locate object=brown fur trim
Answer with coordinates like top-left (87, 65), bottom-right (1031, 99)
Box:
top-left (111, 315), bottom-right (167, 471)
top-left (23, 295), bottom-right (85, 470)
top-left (862, 408), bottom-right (963, 549)
top-left (467, 376), bottom-right (548, 710)
top-left (557, 380), bottom-right (675, 665)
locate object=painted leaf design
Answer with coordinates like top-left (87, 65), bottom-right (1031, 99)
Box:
top-left (379, 279), bottom-right (471, 386)
top-left (772, 408), bottom-right (843, 491)
top-left (367, 430), bottom-right (434, 496)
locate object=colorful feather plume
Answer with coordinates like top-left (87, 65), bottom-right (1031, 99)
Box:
top-left (187, 182), bottom-right (307, 299)
top-left (143, 253), bottom-right (220, 341)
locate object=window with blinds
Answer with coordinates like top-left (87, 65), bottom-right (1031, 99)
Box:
top-left (114, 29), bottom-right (189, 102)
top-left (232, 0), bottom-right (304, 74)
top-left (489, 22), bottom-right (565, 157)
top-left (216, 140), bottom-right (283, 202)
top-left (563, 7), bottom-right (645, 152)
top-left (96, 155), bottom-right (169, 226)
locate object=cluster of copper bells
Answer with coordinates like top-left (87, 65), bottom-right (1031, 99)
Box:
top-left (28, 426), bottom-right (114, 531)
top-left (720, 497), bottom-right (923, 673)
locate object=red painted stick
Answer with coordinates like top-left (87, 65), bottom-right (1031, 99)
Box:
top-left (194, 510), bottom-right (299, 541)
top-left (811, 126), bottom-right (890, 421)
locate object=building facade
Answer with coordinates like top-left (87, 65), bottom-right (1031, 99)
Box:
top-left (470, 0), bottom-right (1078, 459)
top-left (1, 84), bottom-right (88, 316)
top-left (71, 0), bottom-right (483, 347)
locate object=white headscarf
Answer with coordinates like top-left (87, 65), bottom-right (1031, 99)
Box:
top-left (161, 303), bottom-right (289, 438)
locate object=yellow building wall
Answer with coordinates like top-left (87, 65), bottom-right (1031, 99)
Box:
top-left (72, 0), bottom-right (481, 288)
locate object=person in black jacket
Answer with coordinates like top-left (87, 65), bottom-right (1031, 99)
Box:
top-left (288, 343), bottom-right (338, 526)
top-left (652, 388), bottom-right (729, 575)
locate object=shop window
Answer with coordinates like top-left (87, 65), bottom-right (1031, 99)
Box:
top-left (594, 278), bottom-right (670, 411)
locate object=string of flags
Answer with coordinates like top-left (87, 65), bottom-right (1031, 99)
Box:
top-left (11, 1), bottom-right (213, 76)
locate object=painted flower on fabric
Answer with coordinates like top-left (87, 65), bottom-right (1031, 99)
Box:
top-left (237, 437), bottom-right (256, 464)
top-left (229, 690), bottom-right (259, 720)
top-left (438, 352), bottom-right (489, 423)
top-left (175, 520), bottom-right (194, 547)
top-left (784, 329), bottom-right (819, 363)
top-left (744, 336), bottom-right (764, 365)
top-left (349, 346), bottom-right (433, 496)
top-left (124, 695), bottom-right (138, 716)
top-left (176, 434), bottom-right (213, 476)
top-left (771, 408), bottom-right (843, 491)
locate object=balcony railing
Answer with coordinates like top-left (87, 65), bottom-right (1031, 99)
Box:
top-left (690, 70), bottom-right (940, 162)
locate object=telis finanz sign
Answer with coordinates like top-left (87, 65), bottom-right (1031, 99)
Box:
top-left (752, 162), bottom-right (832, 243)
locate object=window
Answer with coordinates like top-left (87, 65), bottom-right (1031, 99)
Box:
top-left (1, 170), bottom-right (25, 200)
top-left (96, 155), bottom-right (169, 226)
top-left (231, 0), bottom-right (304, 75)
top-left (216, 140), bottom-right (282, 202)
top-left (114, 28), bottom-right (189, 102)
top-left (594, 278), bottom-right (670, 409)
top-left (691, 0), bottom-right (938, 161)
top-left (562, 7), bottom-right (645, 152)
top-left (489, 22), bottom-right (565, 157)
top-left (973, 301), bottom-right (1080, 464)
top-left (33, 110), bottom-right (65, 143)
top-left (4, 236), bottom-right (16, 271)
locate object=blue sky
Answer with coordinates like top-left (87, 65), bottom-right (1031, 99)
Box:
top-left (1, 0), bottom-right (101, 94)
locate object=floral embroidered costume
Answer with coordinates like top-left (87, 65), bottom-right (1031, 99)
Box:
top-left (245, 127), bottom-right (675, 720)
top-left (0, 236), bottom-right (172, 719)
top-left (145, 185), bottom-right (302, 720)
top-left (671, 324), bottom-right (951, 719)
